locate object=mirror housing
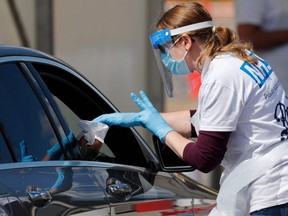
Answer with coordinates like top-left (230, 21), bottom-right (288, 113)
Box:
top-left (153, 136), bottom-right (195, 172)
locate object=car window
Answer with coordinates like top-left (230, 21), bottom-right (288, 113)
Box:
top-left (0, 63), bottom-right (58, 163)
top-left (53, 96), bottom-right (116, 161)
top-left (32, 62), bottom-right (149, 167)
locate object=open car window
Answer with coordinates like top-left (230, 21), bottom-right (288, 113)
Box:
top-left (31, 62), bottom-right (150, 168)
top-left (52, 96), bottom-right (116, 162)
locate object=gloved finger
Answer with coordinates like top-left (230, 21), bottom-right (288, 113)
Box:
top-left (139, 91), bottom-right (154, 108)
top-left (63, 131), bottom-right (74, 145)
top-left (23, 155), bottom-right (35, 162)
top-left (20, 140), bottom-right (28, 158)
top-left (67, 131), bottom-right (74, 141)
top-left (94, 114), bottom-right (111, 125)
top-left (94, 113), bottom-right (123, 126)
top-left (131, 92), bottom-right (146, 111)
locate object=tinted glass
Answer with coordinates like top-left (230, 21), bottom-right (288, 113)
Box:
top-left (0, 63), bottom-right (58, 163)
top-left (0, 127), bottom-right (13, 163)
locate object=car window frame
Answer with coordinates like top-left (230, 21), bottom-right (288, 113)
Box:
top-left (23, 58), bottom-right (160, 169)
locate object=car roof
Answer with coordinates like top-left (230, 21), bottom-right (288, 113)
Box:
top-left (0, 45), bottom-right (64, 64)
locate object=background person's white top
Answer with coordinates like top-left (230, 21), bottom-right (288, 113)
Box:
top-left (235, 0), bottom-right (288, 94)
top-left (193, 52), bottom-right (288, 213)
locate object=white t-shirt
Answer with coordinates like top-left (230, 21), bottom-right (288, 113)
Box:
top-left (235, 0), bottom-right (288, 94)
top-left (193, 52), bottom-right (288, 213)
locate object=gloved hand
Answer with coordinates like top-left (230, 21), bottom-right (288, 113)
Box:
top-left (50, 167), bottom-right (73, 195)
top-left (131, 91), bottom-right (173, 141)
top-left (94, 91), bottom-right (173, 141)
top-left (94, 112), bottom-right (143, 127)
top-left (20, 140), bottom-right (36, 162)
top-left (47, 131), bottom-right (76, 160)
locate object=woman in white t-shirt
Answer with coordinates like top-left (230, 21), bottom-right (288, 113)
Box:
top-left (94, 2), bottom-right (288, 216)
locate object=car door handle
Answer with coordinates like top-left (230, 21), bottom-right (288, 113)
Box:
top-left (106, 179), bottom-right (132, 201)
top-left (28, 190), bottom-right (52, 207)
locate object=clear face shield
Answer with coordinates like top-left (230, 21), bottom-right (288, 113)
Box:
top-left (149, 21), bottom-right (213, 97)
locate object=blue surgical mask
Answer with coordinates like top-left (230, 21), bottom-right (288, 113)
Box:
top-left (161, 49), bottom-right (191, 75)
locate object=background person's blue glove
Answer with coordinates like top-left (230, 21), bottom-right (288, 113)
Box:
top-left (20, 140), bottom-right (36, 162)
top-left (94, 112), bottom-right (143, 127)
top-left (130, 91), bottom-right (174, 141)
top-left (47, 131), bottom-right (76, 160)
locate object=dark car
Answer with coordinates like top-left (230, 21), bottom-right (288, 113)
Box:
top-left (0, 45), bottom-right (217, 215)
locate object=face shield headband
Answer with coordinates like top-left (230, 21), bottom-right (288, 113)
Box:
top-left (149, 21), bottom-right (214, 97)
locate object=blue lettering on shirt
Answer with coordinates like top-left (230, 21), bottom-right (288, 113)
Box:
top-left (240, 52), bottom-right (273, 88)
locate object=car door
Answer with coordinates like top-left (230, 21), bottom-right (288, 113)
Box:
top-left (0, 46), bottom-right (217, 216)
top-left (26, 60), bottom-right (175, 214)
top-left (27, 59), bottom-right (216, 215)
top-left (0, 60), bottom-right (112, 215)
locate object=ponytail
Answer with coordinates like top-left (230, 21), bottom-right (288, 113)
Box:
top-left (196, 26), bottom-right (257, 69)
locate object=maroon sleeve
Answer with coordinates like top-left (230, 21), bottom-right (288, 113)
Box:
top-left (183, 130), bottom-right (231, 173)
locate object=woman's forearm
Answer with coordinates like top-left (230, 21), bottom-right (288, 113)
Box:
top-left (161, 110), bottom-right (194, 138)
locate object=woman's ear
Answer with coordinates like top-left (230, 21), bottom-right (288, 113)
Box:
top-left (181, 34), bottom-right (193, 50)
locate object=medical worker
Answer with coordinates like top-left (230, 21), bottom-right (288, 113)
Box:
top-left (94, 2), bottom-right (288, 216)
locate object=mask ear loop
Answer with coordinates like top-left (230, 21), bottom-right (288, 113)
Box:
top-left (168, 36), bottom-right (182, 50)
top-left (168, 36), bottom-right (189, 61)
top-left (180, 49), bottom-right (188, 61)
top-left (180, 35), bottom-right (190, 61)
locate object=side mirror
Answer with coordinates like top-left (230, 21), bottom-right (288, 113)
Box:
top-left (152, 136), bottom-right (195, 172)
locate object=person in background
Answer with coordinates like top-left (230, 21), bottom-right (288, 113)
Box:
top-left (93, 2), bottom-right (288, 216)
top-left (235, 0), bottom-right (288, 94)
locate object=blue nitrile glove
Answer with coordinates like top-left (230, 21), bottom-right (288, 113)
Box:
top-left (47, 143), bottom-right (62, 160)
top-left (20, 140), bottom-right (36, 162)
top-left (50, 167), bottom-right (73, 194)
top-left (94, 112), bottom-right (143, 127)
top-left (131, 91), bottom-right (174, 141)
top-left (47, 131), bottom-right (75, 160)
